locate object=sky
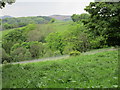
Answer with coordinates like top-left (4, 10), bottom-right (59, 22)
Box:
top-left (16, 0), bottom-right (94, 2)
top-left (0, 0), bottom-right (94, 17)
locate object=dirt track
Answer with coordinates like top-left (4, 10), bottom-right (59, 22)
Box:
top-left (11, 48), bottom-right (118, 64)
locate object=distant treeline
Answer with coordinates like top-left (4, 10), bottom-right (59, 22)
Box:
top-left (1, 16), bottom-right (52, 30)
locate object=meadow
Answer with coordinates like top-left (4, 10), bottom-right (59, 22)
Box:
top-left (2, 48), bottom-right (118, 88)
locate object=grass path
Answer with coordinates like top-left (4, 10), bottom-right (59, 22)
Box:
top-left (83, 47), bottom-right (117, 55)
top-left (11, 47), bottom-right (117, 64)
top-left (11, 55), bottom-right (69, 64)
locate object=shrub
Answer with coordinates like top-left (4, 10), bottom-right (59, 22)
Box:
top-left (29, 42), bottom-right (44, 58)
top-left (69, 51), bottom-right (81, 56)
top-left (44, 49), bottom-right (54, 58)
top-left (3, 60), bottom-right (8, 64)
top-left (90, 36), bottom-right (106, 49)
top-left (1, 48), bottom-right (12, 63)
top-left (11, 41), bottom-right (44, 59)
top-left (11, 47), bottom-right (32, 62)
top-left (53, 50), bottom-right (61, 56)
top-left (63, 44), bottom-right (74, 54)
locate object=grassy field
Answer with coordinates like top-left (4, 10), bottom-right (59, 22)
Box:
top-left (2, 49), bottom-right (118, 88)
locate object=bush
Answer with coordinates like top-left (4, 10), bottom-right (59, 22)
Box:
top-left (69, 51), bottom-right (81, 56)
top-left (53, 50), bottom-right (61, 56)
top-left (44, 49), bottom-right (54, 58)
top-left (63, 44), bottom-right (74, 54)
top-left (11, 41), bottom-right (44, 59)
top-left (90, 36), bottom-right (106, 49)
top-left (29, 42), bottom-right (44, 58)
top-left (1, 48), bottom-right (12, 63)
top-left (3, 60), bottom-right (8, 64)
top-left (11, 47), bottom-right (32, 62)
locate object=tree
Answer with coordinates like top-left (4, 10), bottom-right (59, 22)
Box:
top-left (3, 23), bottom-right (14, 29)
top-left (11, 47), bottom-right (32, 62)
top-left (71, 13), bottom-right (90, 22)
top-left (0, 0), bottom-right (16, 9)
top-left (29, 42), bottom-right (44, 58)
top-left (46, 32), bottom-right (65, 55)
top-left (2, 29), bottom-right (27, 53)
top-left (83, 2), bottom-right (120, 46)
top-left (11, 41), bottom-right (44, 59)
top-left (62, 25), bottom-right (90, 52)
top-left (49, 18), bottom-right (56, 23)
top-left (1, 48), bottom-right (12, 63)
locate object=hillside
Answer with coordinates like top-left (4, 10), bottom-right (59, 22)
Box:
top-left (2, 48), bottom-right (118, 88)
top-left (1, 16), bottom-right (52, 30)
top-left (1, 22), bottom-right (75, 63)
top-left (0, 15), bottom-right (13, 19)
top-left (49, 15), bottom-right (72, 21)
top-left (0, 21), bottom-right (72, 41)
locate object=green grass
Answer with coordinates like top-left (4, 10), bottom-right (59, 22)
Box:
top-left (2, 49), bottom-right (118, 88)
top-left (36, 21), bottom-right (73, 33)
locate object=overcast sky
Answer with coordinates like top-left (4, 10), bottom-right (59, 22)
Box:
top-left (0, 0), bottom-right (94, 17)
top-left (16, 0), bottom-right (94, 2)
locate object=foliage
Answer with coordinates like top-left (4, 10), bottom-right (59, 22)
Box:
top-left (44, 49), bottom-right (54, 57)
top-left (83, 2), bottom-right (120, 46)
top-left (46, 32), bottom-right (65, 55)
top-left (2, 16), bottom-right (52, 30)
top-left (50, 18), bottom-right (56, 23)
top-left (2, 50), bottom-right (118, 88)
top-left (90, 35), bottom-right (107, 49)
top-left (71, 13), bottom-right (90, 22)
top-left (1, 48), bottom-right (12, 63)
top-left (63, 44), bottom-right (73, 54)
top-left (2, 22), bottom-right (78, 62)
top-left (27, 24), bottom-right (53, 42)
top-left (46, 23), bottom-right (90, 55)
top-left (69, 50), bottom-right (81, 56)
top-left (11, 41), bottom-right (44, 59)
top-left (11, 47), bottom-right (32, 62)
top-left (29, 42), bottom-right (44, 58)
top-left (2, 24), bottom-right (36, 54)
top-left (3, 29), bottom-right (26, 42)
top-left (0, 0), bottom-right (15, 9)
top-left (63, 24), bottom-right (90, 52)
top-left (3, 23), bottom-right (15, 29)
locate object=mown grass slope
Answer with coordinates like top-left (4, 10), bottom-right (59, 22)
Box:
top-left (2, 49), bottom-right (118, 88)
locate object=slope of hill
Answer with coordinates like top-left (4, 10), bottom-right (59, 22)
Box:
top-left (2, 16), bottom-right (52, 30)
top-left (0, 21), bottom-right (72, 41)
top-left (2, 48), bottom-right (118, 88)
top-left (0, 15), bottom-right (13, 19)
top-left (49, 15), bottom-right (72, 21)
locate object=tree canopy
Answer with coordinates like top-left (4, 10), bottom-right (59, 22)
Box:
top-left (83, 2), bottom-right (120, 46)
top-left (0, 0), bottom-right (15, 9)
top-left (71, 13), bottom-right (90, 22)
